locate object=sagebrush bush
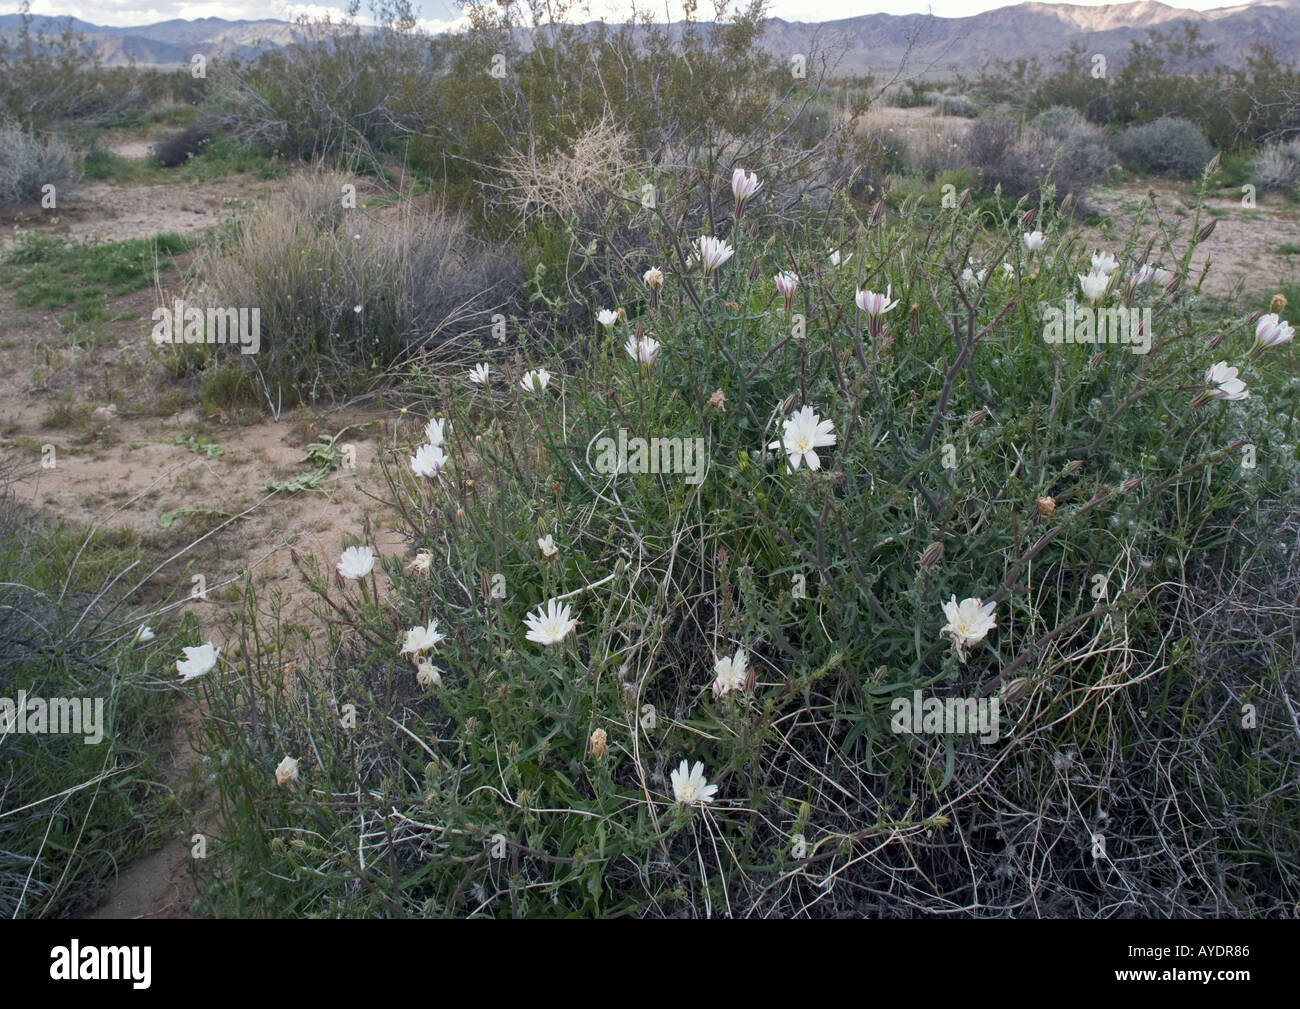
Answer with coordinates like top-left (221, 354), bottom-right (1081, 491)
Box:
top-left (191, 155), bottom-right (1300, 916)
top-left (0, 122), bottom-right (78, 207)
top-left (1028, 105), bottom-right (1090, 139)
top-left (895, 85), bottom-right (934, 108)
top-left (935, 94), bottom-right (978, 118)
top-left (190, 171), bottom-right (521, 404)
top-left (1113, 117), bottom-right (1216, 179)
top-left (1254, 137), bottom-right (1300, 193)
top-left (963, 113), bottom-right (1107, 205)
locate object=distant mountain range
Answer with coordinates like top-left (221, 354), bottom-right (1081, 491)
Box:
top-left (2, 2), bottom-right (1297, 76)
top-left (0, 15), bottom-right (297, 66)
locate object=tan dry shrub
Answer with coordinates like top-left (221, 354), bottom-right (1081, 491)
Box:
top-left (498, 111), bottom-right (637, 222)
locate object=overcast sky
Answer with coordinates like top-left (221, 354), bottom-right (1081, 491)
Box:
top-left (1, 0), bottom-right (1252, 33)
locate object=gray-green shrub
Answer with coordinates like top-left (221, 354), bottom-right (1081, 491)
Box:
top-left (963, 113), bottom-right (1108, 204)
top-left (1254, 137), bottom-right (1300, 193)
top-left (0, 122), bottom-right (78, 206)
top-left (1114, 116), bottom-right (1216, 178)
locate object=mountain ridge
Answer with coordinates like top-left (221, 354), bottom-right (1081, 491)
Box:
top-left (1, 2), bottom-right (1296, 74)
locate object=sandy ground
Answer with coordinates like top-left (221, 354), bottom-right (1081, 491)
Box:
top-left (2, 382), bottom-right (408, 917)
top-left (0, 149), bottom-right (411, 916)
top-left (1082, 183), bottom-right (1300, 300)
top-left (1, 175), bottom-right (279, 250)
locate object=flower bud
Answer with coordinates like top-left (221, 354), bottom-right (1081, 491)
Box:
top-left (920, 541), bottom-right (944, 569)
top-left (1196, 219), bottom-right (1217, 242)
top-left (1000, 677), bottom-right (1032, 704)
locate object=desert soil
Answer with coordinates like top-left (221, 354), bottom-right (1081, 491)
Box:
top-left (0, 152), bottom-right (413, 917)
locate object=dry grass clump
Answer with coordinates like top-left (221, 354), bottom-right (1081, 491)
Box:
top-left (190, 168), bottom-right (519, 404)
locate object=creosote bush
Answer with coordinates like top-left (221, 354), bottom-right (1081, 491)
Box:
top-left (192, 155), bottom-right (1300, 916)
